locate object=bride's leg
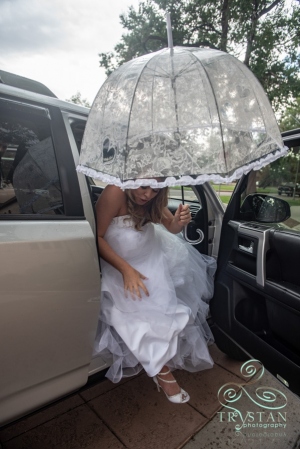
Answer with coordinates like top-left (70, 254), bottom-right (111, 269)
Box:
top-left (155, 365), bottom-right (181, 397)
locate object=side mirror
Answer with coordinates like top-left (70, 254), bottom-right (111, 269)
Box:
top-left (240, 194), bottom-right (291, 223)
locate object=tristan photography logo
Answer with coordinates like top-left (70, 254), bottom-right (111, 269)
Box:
top-left (217, 359), bottom-right (288, 443)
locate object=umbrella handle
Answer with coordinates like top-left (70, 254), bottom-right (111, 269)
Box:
top-left (183, 224), bottom-right (204, 245)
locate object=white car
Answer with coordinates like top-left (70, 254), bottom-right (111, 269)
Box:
top-left (0, 70), bottom-right (299, 425)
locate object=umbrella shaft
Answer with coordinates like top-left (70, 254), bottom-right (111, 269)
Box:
top-left (166, 12), bottom-right (173, 54)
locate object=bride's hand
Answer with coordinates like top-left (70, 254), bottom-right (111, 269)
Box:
top-left (122, 266), bottom-right (149, 300)
top-left (175, 204), bottom-right (192, 227)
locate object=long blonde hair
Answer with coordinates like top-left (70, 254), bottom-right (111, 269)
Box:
top-left (125, 187), bottom-right (169, 230)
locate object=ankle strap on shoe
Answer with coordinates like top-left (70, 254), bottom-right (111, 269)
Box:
top-left (157, 375), bottom-right (177, 384)
top-left (158, 370), bottom-right (171, 376)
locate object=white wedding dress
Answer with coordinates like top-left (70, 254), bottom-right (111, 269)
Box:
top-left (93, 215), bottom-right (217, 383)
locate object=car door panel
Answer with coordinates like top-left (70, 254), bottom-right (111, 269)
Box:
top-left (0, 97), bottom-right (101, 425)
top-left (265, 230), bottom-right (300, 352)
top-left (268, 230), bottom-right (300, 287)
top-left (211, 182), bottom-right (300, 396)
top-left (0, 220), bottom-right (101, 425)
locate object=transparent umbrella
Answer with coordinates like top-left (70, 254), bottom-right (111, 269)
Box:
top-left (77, 36), bottom-right (287, 189)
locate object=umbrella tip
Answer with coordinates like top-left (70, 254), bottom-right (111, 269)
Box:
top-left (165, 12), bottom-right (174, 54)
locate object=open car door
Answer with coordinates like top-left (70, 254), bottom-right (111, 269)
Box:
top-left (0, 97), bottom-right (101, 425)
top-left (211, 129), bottom-right (300, 397)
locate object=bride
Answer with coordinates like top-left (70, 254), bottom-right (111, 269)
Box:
top-left (93, 184), bottom-right (217, 404)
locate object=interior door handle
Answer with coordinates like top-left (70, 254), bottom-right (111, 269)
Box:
top-left (229, 220), bottom-right (270, 287)
top-left (239, 241), bottom-right (254, 254)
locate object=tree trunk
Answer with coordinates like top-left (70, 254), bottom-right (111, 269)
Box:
top-left (220, 0), bottom-right (230, 52)
top-left (244, 0), bottom-right (258, 67)
top-left (244, 0), bottom-right (283, 67)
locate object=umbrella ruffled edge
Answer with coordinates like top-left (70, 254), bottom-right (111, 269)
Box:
top-left (76, 145), bottom-right (289, 189)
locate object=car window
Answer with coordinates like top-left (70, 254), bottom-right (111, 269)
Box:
top-left (238, 144), bottom-right (300, 232)
top-left (90, 184), bottom-right (200, 201)
top-left (210, 182), bottom-right (236, 206)
top-left (67, 117), bottom-right (105, 192)
top-left (169, 186), bottom-right (198, 202)
top-left (0, 98), bottom-right (65, 216)
top-left (68, 118), bottom-right (86, 151)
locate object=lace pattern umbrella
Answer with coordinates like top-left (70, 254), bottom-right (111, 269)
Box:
top-left (77, 40), bottom-right (287, 189)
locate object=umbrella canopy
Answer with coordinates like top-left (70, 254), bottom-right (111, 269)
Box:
top-left (77, 46), bottom-right (287, 189)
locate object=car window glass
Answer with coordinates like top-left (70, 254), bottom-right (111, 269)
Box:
top-left (90, 184), bottom-right (200, 201)
top-left (90, 184), bottom-right (200, 207)
top-left (168, 186), bottom-right (198, 202)
top-left (68, 117), bottom-right (105, 190)
top-left (0, 99), bottom-right (65, 216)
top-left (239, 145), bottom-right (300, 232)
top-left (210, 182), bottom-right (236, 206)
top-left (68, 118), bottom-right (86, 152)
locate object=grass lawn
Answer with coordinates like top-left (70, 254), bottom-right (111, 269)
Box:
top-left (219, 195), bottom-right (231, 204)
top-left (257, 187), bottom-right (278, 194)
top-left (211, 183), bottom-right (236, 192)
top-left (284, 198), bottom-right (300, 207)
top-left (171, 184), bottom-right (237, 192)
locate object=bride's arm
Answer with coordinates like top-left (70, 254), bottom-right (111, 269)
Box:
top-left (161, 204), bottom-right (191, 234)
top-left (96, 186), bottom-right (149, 299)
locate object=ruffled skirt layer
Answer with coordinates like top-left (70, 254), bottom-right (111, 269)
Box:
top-left (93, 218), bottom-right (217, 383)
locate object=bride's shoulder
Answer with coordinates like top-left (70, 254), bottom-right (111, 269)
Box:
top-left (102, 185), bottom-right (126, 202)
top-left (96, 185), bottom-right (127, 217)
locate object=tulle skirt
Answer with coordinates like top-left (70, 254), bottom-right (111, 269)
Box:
top-left (93, 216), bottom-right (217, 383)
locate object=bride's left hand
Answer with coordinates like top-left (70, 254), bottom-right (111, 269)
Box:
top-left (175, 204), bottom-right (192, 226)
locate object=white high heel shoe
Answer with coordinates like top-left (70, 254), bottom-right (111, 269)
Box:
top-left (153, 370), bottom-right (190, 404)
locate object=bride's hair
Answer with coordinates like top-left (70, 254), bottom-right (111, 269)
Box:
top-left (125, 187), bottom-right (169, 230)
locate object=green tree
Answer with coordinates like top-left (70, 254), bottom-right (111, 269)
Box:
top-left (99, 0), bottom-right (300, 111)
top-left (279, 97), bottom-right (300, 131)
top-left (66, 92), bottom-right (91, 108)
top-left (259, 147), bottom-right (300, 187)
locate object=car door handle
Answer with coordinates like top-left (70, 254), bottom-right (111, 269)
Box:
top-left (239, 241), bottom-right (254, 254)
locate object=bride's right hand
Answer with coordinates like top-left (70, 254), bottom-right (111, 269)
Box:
top-left (122, 266), bottom-right (149, 300)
